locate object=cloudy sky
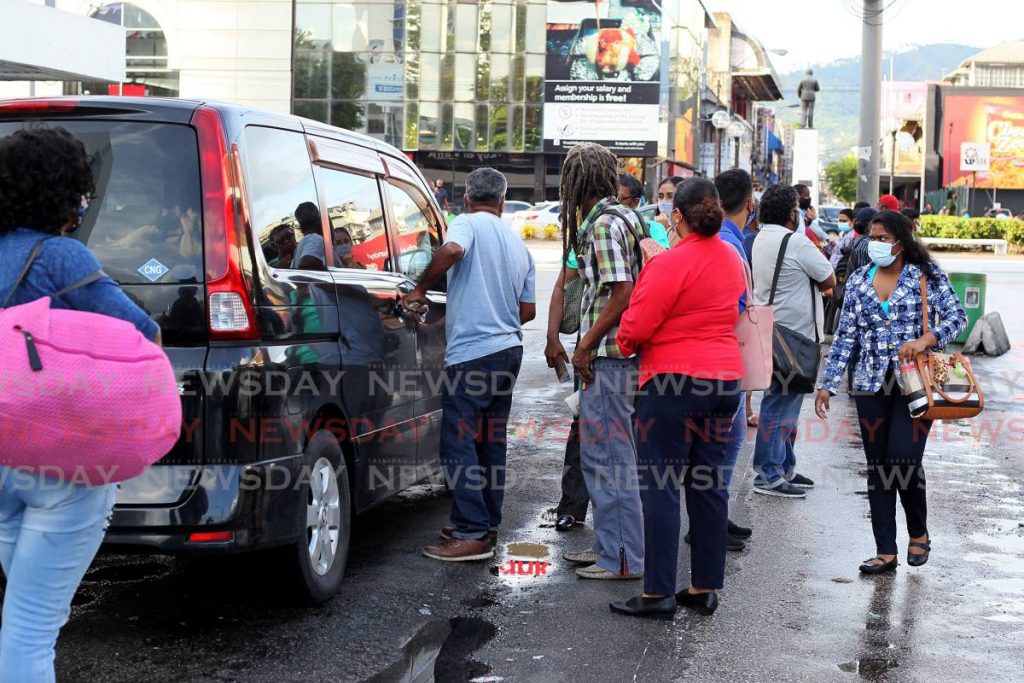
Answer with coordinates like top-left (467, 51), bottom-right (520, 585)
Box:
top-left (707, 0), bottom-right (1024, 74)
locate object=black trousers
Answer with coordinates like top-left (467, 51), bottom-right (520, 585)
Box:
top-left (853, 387), bottom-right (932, 555)
top-left (555, 416), bottom-right (589, 520)
top-left (636, 376), bottom-right (740, 595)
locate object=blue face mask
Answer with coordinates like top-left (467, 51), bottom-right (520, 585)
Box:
top-left (658, 201), bottom-right (673, 217)
top-left (837, 220), bottom-right (852, 233)
top-left (867, 240), bottom-right (901, 267)
top-left (335, 244), bottom-right (353, 261)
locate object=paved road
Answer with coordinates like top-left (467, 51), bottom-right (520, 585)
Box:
top-left (53, 244), bottom-right (1024, 682)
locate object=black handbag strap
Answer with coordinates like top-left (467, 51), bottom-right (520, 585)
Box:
top-left (767, 232), bottom-right (794, 306)
top-left (767, 231), bottom-right (819, 343)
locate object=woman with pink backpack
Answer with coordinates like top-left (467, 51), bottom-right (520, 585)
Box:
top-left (0, 127), bottom-right (176, 681)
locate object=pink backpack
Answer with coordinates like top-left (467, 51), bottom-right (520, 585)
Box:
top-left (0, 241), bottom-right (181, 484)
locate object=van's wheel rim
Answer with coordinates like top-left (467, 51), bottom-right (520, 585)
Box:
top-left (306, 457), bottom-right (341, 576)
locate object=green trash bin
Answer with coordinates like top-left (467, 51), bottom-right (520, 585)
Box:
top-left (948, 272), bottom-right (986, 344)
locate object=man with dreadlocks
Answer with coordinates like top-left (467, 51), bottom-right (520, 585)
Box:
top-left (546, 142), bottom-right (645, 580)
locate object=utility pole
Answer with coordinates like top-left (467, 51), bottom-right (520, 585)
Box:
top-left (857, 0), bottom-right (883, 205)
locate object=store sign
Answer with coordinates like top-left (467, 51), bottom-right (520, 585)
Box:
top-left (366, 63), bottom-right (404, 102)
top-left (960, 141), bottom-right (991, 173)
top-left (543, 0), bottom-right (663, 156)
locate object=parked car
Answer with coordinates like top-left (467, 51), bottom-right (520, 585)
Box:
top-left (985, 207), bottom-right (1012, 219)
top-left (0, 96), bottom-right (451, 603)
top-left (500, 200), bottom-right (532, 227)
top-left (510, 201), bottom-right (561, 234)
top-left (817, 205), bottom-right (846, 234)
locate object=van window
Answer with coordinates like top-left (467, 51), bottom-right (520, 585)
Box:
top-left (318, 167), bottom-right (389, 271)
top-left (384, 183), bottom-right (441, 281)
top-left (243, 126), bottom-right (324, 270)
top-left (0, 120), bottom-right (203, 284)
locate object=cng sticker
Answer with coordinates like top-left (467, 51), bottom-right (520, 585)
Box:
top-left (964, 286), bottom-right (981, 309)
top-left (138, 258), bottom-right (169, 282)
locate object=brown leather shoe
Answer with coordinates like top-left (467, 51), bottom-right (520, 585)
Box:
top-left (423, 537), bottom-right (495, 562)
top-left (441, 527), bottom-right (498, 544)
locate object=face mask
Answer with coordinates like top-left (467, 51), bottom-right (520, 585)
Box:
top-left (837, 221), bottom-right (851, 232)
top-left (658, 201), bottom-right (673, 217)
top-left (335, 244), bottom-right (353, 260)
top-left (867, 240), bottom-right (901, 267)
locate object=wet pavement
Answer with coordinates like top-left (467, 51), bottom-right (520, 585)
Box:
top-left (48, 245), bottom-right (1024, 682)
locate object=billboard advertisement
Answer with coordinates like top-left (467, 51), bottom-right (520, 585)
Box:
top-left (543, 0), bottom-right (663, 156)
top-left (945, 95), bottom-right (1024, 189)
top-left (880, 82), bottom-right (926, 177)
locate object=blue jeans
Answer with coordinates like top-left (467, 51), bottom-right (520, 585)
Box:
top-left (440, 346), bottom-right (523, 541)
top-left (752, 390), bottom-right (806, 486)
top-left (0, 468), bottom-right (116, 683)
top-left (722, 399), bottom-right (746, 493)
top-left (579, 357), bottom-right (644, 576)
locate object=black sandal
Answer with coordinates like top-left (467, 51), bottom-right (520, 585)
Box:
top-left (907, 540), bottom-right (931, 567)
top-left (859, 556), bottom-right (898, 574)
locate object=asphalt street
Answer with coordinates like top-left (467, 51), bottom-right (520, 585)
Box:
top-left (49, 244), bottom-right (1024, 682)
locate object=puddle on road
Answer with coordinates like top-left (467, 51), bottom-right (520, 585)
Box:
top-left (506, 542), bottom-right (549, 558)
top-left (82, 562), bottom-right (169, 584)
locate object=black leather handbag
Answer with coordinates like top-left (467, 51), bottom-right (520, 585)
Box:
top-left (767, 233), bottom-right (821, 394)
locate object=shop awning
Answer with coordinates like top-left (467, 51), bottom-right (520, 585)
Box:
top-left (0, 2), bottom-right (124, 82)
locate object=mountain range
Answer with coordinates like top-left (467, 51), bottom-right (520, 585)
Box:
top-left (773, 43), bottom-right (981, 162)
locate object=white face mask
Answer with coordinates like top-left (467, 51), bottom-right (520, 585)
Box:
top-left (658, 201), bottom-right (673, 217)
top-left (867, 240), bottom-right (901, 267)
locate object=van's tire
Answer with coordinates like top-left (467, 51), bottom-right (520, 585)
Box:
top-left (282, 429), bottom-right (351, 604)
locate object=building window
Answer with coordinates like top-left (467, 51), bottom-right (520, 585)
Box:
top-left (84, 2), bottom-right (178, 96)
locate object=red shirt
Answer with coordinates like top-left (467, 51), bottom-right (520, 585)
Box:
top-left (617, 232), bottom-right (745, 387)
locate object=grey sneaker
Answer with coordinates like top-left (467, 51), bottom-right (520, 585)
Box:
top-left (576, 564), bottom-right (643, 580)
top-left (753, 481), bottom-right (807, 498)
top-left (563, 549), bottom-right (597, 565)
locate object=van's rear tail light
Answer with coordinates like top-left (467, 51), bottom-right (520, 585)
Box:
top-left (209, 292), bottom-right (251, 333)
top-left (192, 105), bottom-right (258, 341)
top-left (187, 531), bottom-right (233, 543)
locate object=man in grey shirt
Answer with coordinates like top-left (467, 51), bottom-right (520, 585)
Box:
top-left (750, 184), bottom-right (836, 497)
top-left (405, 167), bottom-right (536, 562)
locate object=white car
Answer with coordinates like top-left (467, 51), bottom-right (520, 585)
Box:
top-left (510, 201), bottom-right (561, 234)
top-left (500, 200), bottom-right (533, 227)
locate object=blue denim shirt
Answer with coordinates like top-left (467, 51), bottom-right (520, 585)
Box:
top-left (817, 261), bottom-right (966, 394)
top-left (0, 228), bottom-right (159, 339)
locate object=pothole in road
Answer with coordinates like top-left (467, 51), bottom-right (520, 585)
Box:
top-left (82, 562), bottom-right (169, 584)
top-left (369, 615), bottom-right (498, 683)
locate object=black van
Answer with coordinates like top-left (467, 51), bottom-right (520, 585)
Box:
top-left (0, 97), bottom-right (449, 602)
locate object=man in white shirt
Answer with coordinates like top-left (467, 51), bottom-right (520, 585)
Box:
top-left (750, 184), bottom-right (836, 498)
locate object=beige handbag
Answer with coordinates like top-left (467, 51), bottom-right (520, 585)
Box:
top-left (903, 275), bottom-right (984, 420)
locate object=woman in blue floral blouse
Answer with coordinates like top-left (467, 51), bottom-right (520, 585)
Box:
top-left (813, 211), bottom-right (966, 575)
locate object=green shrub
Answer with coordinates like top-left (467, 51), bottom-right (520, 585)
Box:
top-left (521, 225), bottom-right (536, 240)
top-left (918, 215), bottom-right (1024, 246)
top-left (543, 224), bottom-right (559, 240)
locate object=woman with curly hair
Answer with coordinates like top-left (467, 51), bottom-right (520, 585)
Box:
top-left (610, 178), bottom-right (745, 620)
top-left (0, 127), bottom-right (160, 681)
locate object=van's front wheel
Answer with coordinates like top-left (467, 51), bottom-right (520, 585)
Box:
top-left (284, 430), bottom-right (351, 604)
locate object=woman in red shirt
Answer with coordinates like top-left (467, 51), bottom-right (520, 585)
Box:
top-left (610, 177), bottom-right (745, 620)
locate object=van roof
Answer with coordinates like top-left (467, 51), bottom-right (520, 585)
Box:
top-left (0, 95), bottom-right (414, 168)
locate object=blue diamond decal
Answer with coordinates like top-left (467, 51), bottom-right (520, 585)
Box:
top-left (138, 258), bottom-right (169, 282)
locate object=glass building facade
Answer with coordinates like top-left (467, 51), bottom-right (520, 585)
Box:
top-left (292, 0), bottom-right (709, 201)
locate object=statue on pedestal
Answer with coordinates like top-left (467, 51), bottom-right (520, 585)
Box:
top-left (797, 69), bottom-right (820, 128)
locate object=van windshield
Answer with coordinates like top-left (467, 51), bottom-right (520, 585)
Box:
top-left (0, 120), bottom-right (203, 285)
